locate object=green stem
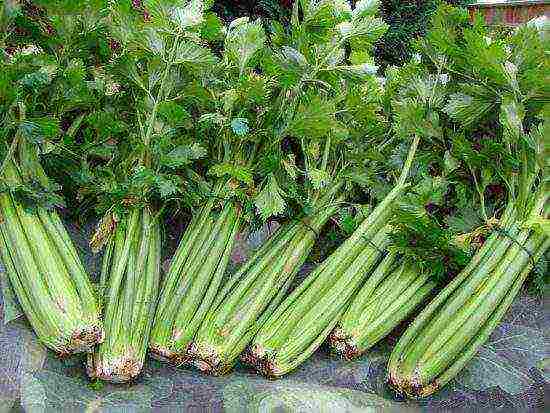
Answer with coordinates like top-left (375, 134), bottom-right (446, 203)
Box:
top-left (142, 32), bottom-right (181, 165)
top-left (397, 134), bottom-right (420, 188)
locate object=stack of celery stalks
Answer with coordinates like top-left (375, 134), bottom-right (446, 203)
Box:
top-left (0, 0), bottom-right (547, 397)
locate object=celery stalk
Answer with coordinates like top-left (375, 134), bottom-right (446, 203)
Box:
top-left (187, 187), bottom-right (342, 375)
top-left (149, 200), bottom-right (241, 362)
top-left (87, 208), bottom-right (161, 383)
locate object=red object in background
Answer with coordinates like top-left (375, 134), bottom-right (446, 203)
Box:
top-left (109, 38), bottom-right (121, 52)
top-left (468, 1), bottom-right (549, 26)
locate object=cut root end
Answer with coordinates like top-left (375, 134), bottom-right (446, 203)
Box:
top-left (148, 344), bottom-right (181, 365)
top-left (327, 327), bottom-right (362, 360)
top-left (185, 341), bottom-right (231, 376)
top-left (240, 344), bottom-right (284, 379)
top-left (387, 367), bottom-right (439, 398)
top-left (63, 324), bottom-right (104, 355)
top-left (87, 354), bottom-right (143, 384)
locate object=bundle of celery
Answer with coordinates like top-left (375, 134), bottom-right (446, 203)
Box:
top-left (187, 0), bottom-right (389, 375)
top-left (0, 2), bottom-right (108, 355)
top-left (327, 202), bottom-right (471, 360)
top-left (328, 254), bottom-right (436, 359)
top-left (388, 197), bottom-right (548, 397)
top-left (149, 18), bottom-right (267, 362)
top-left (83, 0), bottom-right (218, 382)
top-left (387, 7), bottom-right (549, 397)
top-left (326, 39), bottom-right (477, 362)
top-left (149, 197), bottom-right (241, 362)
top-left (0, 140), bottom-right (103, 355)
top-left (241, 19), bottom-right (458, 376)
top-left (87, 208), bottom-right (161, 382)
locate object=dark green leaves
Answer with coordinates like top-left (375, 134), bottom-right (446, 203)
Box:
top-left (390, 206), bottom-right (471, 283)
top-left (287, 96), bottom-right (336, 140)
top-left (4, 180), bottom-right (66, 211)
top-left (158, 101), bottom-right (191, 126)
top-left (19, 118), bottom-right (60, 145)
top-left (173, 41), bottom-right (217, 67)
top-left (444, 85), bottom-right (497, 128)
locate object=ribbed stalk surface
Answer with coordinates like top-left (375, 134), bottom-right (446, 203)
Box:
top-left (149, 200), bottom-right (241, 363)
top-left (387, 198), bottom-right (549, 397)
top-left (87, 207), bottom-right (161, 383)
top-left (0, 160), bottom-right (102, 354)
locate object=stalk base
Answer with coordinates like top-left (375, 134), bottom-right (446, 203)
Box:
top-left (87, 353), bottom-right (143, 384)
top-left (327, 327), bottom-right (361, 360)
top-left (387, 368), bottom-right (439, 398)
top-left (240, 344), bottom-right (284, 379)
top-left (62, 324), bottom-right (104, 355)
top-left (186, 341), bottom-right (231, 376)
top-left (148, 344), bottom-right (180, 364)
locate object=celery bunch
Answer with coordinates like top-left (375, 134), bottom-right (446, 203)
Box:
top-left (388, 197), bottom-right (549, 397)
top-left (387, 7), bottom-right (549, 396)
top-left (149, 199), bottom-right (241, 362)
top-left (241, 181), bottom-right (406, 377)
top-left (0, 142), bottom-right (102, 355)
top-left (88, 208), bottom-right (161, 383)
top-left (328, 254), bottom-right (436, 359)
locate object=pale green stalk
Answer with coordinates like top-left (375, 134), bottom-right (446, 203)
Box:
top-left (429, 236), bottom-right (550, 394)
top-left (149, 199), bottom-right (241, 362)
top-left (244, 228), bottom-right (390, 377)
top-left (187, 186), bottom-right (343, 375)
top-left (0, 159), bottom-right (102, 354)
top-left (329, 255), bottom-right (436, 358)
top-left (415, 231), bottom-right (542, 385)
top-left (87, 208), bottom-right (161, 383)
top-left (388, 193), bottom-right (548, 397)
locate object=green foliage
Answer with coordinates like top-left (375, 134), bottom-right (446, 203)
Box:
top-left (254, 173), bottom-right (286, 220)
top-left (375, 0), bottom-right (471, 68)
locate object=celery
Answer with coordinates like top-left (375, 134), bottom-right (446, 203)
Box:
top-left (0, 160), bottom-right (102, 354)
top-left (149, 200), bottom-right (241, 362)
top-left (87, 208), bottom-right (161, 383)
top-left (241, 133), bottom-right (421, 378)
top-left (328, 254), bottom-right (436, 359)
top-left (388, 197), bottom-right (549, 397)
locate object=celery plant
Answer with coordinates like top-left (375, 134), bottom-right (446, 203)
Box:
top-left (84, 0), bottom-right (220, 382)
top-left (387, 7), bottom-right (549, 397)
top-left (149, 17), bottom-right (268, 362)
top-left (0, 2), bottom-right (108, 354)
top-left (187, 0), bottom-right (390, 375)
top-left (0, 139), bottom-right (103, 355)
top-left (87, 207), bottom-right (161, 382)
